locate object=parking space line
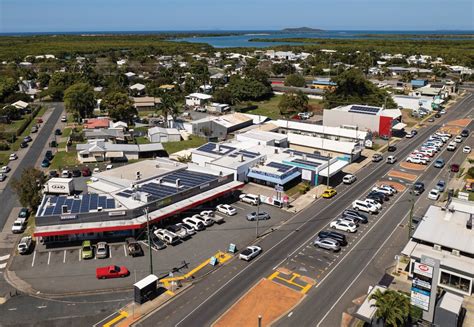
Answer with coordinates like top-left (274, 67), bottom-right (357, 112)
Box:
top-left (63, 250), bottom-right (66, 263)
top-left (79, 250), bottom-right (81, 261)
top-left (31, 251), bottom-right (36, 267)
top-left (47, 252), bottom-right (51, 265)
top-left (123, 244), bottom-right (127, 256)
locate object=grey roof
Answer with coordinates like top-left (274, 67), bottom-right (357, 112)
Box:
top-left (148, 127), bottom-right (180, 136)
top-left (77, 141), bottom-right (163, 153)
top-left (84, 129), bottom-right (124, 139)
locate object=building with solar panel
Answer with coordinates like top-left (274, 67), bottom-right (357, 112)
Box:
top-left (323, 104), bottom-right (403, 137)
top-left (33, 159), bottom-right (243, 243)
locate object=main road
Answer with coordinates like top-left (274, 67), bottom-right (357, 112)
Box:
top-left (137, 93), bottom-right (474, 327)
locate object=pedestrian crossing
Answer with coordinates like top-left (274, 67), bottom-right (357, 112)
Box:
top-left (0, 254), bottom-right (10, 269)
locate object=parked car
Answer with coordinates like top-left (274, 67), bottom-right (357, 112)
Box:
top-left (150, 232), bottom-right (167, 250)
top-left (461, 129), bottom-right (470, 137)
top-left (0, 166), bottom-right (11, 173)
top-left (216, 204), bottom-right (237, 216)
top-left (239, 246), bottom-right (262, 261)
top-left (20, 141), bottom-right (28, 148)
top-left (36, 118), bottom-right (43, 124)
top-left (435, 180), bottom-right (446, 192)
top-left (154, 229), bottom-right (180, 245)
top-left (54, 129), bottom-right (62, 135)
top-left (364, 198), bottom-right (382, 210)
top-left (321, 188), bottom-right (337, 198)
top-left (451, 163), bottom-right (460, 172)
top-left (342, 209), bottom-right (368, 224)
top-left (81, 240), bottom-right (94, 259)
top-left (9, 153), bottom-right (18, 161)
top-left (11, 219), bottom-right (27, 234)
top-left (182, 218), bottom-right (206, 231)
top-left (191, 214), bottom-right (214, 226)
top-left (176, 223), bottom-right (196, 236)
top-left (318, 230), bottom-right (347, 246)
top-left (168, 224), bottom-right (191, 239)
top-left (313, 237), bottom-right (340, 252)
top-left (413, 182), bottom-right (425, 195)
top-left (463, 146), bottom-right (471, 154)
top-left (200, 210), bottom-right (214, 217)
top-left (428, 189), bottom-right (440, 201)
top-left (18, 208), bottom-right (29, 219)
top-left (339, 215), bottom-right (360, 226)
top-left (352, 200), bottom-right (378, 214)
top-left (367, 191), bottom-right (387, 203)
top-left (378, 184), bottom-right (397, 194)
top-left (434, 159), bottom-right (445, 168)
top-left (454, 135), bottom-right (463, 143)
top-left (72, 169), bottom-right (81, 177)
top-left (31, 126), bottom-right (38, 133)
top-left (17, 236), bottom-right (33, 254)
top-left (125, 237), bottom-right (143, 257)
top-left (61, 170), bottom-right (71, 178)
top-left (41, 159), bottom-right (50, 168)
top-left (81, 167), bottom-right (91, 177)
top-left (23, 135), bottom-right (32, 143)
top-left (0, 173), bottom-right (6, 182)
top-left (372, 186), bottom-right (393, 196)
top-left (61, 115), bottom-right (67, 122)
top-left (386, 156), bottom-right (396, 164)
top-left (96, 242), bottom-right (109, 259)
top-left (342, 174), bottom-right (356, 184)
top-left (96, 265), bottom-right (129, 279)
top-left (387, 146), bottom-right (397, 152)
top-left (447, 142), bottom-right (457, 151)
top-left (246, 211), bottom-right (270, 221)
top-left (45, 150), bottom-right (54, 160)
top-left (49, 170), bottom-right (59, 178)
top-left (372, 154), bottom-right (383, 162)
top-left (330, 219), bottom-right (357, 233)
top-left (239, 193), bottom-right (260, 205)
top-left (406, 157), bottom-right (427, 165)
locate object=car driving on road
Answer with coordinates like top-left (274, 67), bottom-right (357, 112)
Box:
top-left (239, 246), bottom-right (262, 261)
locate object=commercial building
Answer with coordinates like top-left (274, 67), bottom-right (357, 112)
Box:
top-left (311, 78), bottom-right (337, 90)
top-left (323, 104), bottom-right (403, 137)
top-left (76, 140), bottom-right (165, 163)
top-left (34, 159), bottom-right (242, 243)
top-left (401, 199), bottom-right (474, 296)
top-left (185, 93), bottom-right (212, 107)
top-left (393, 95), bottom-right (434, 111)
top-left (191, 113), bottom-right (253, 140)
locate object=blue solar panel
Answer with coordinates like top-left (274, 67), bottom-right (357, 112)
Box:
top-left (348, 105), bottom-right (380, 115)
top-left (64, 199), bottom-right (73, 211)
top-left (49, 196), bottom-right (58, 204)
top-left (80, 194), bottom-right (90, 213)
top-left (267, 162), bottom-right (292, 172)
top-left (292, 158), bottom-right (321, 168)
top-left (44, 207), bottom-right (54, 215)
top-left (53, 197), bottom-right (66, 214)
top-left (229, 150), bottom-right (260, 159)
top-left (197, 143), bottom-right (235, 155)
top-left (106, 199), bottom-right (115, 209)
top-left (71, 200), bottom-right (81, 213)
top-left (98, 196), bottom-right (107, 208)
top-left (117, 192), bottom-right (132, 198)
top-left (284, 149), bottom-right (330, 161)
top-left (89, 194), bottom-right (99, 210)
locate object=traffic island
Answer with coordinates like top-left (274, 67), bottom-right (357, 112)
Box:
top-left (399, 162), bottom-right (427, 171)
top-left (375, 181), bottom-right (407, 192)
top-left (387, 170), bottom-right (418, 182)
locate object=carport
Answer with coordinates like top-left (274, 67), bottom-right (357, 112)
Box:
top-left (316, 159), bottom-right (349, 186)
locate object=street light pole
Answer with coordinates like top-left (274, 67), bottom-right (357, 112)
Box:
top-left (326, 155), bottom-right (331, 188)
top-left (408, 191), bottom-right (414, 240)
top-left (145, 207), bottom-right (153, 275)
top-left (256, 197), bottom-right (260, 238)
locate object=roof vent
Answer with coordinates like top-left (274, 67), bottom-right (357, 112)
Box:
top-left (215, 144), bottom-right (220, 152)
top-left (434, 244), bottom-right (442, 251)
top-left (176, 179), bottom-right (181, 189)
top-left (61, 205), bottom-right (68, 214)
top-left (136, 171), bottom-right (141, 180)
top-left (274, 148), bottom-right (278, 154)
top-left (452, 249), bottom-right (460, 256)
top-left (239, 154), bottom-right (244, 162)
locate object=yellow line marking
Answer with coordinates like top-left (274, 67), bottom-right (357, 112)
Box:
top-left (166, 290), bottom-right (175, 296)
top-left (274, 275), bottom-right (305, 288)
top-left (103, 311), bottom-right (128, 327)
top-left (300, 284), bottom-right (313, 294)
top-left (267, 271), bottom-right (280, 281)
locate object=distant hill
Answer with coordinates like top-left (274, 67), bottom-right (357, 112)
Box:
top-left (282, 27), bottom-right (324, 33)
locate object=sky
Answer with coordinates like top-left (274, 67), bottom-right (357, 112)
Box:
top-left (0, 0), bottom-right (473, 33)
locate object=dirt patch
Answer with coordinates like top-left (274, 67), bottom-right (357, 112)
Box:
top-left (388, 170), bottom-right (418, 182)
top-left (376, 181), bottom-right (406, 192)
top-left (439, 126), bottom-right (463, 135)
top-left (446, 118), bottom-right (472, 128)
top-left (213, 279), bottom-right (304, 327)
top-left (399, 162), bottom-right (426, 171)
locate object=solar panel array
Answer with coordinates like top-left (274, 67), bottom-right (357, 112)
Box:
top-left (348, 105), bottom-right (380, 115)
top-left (291, 158), bottom-right (321, 168)
top-left (116, 170), bottom-right (218, 203)
top-left (267, 162), bottom-right (293, 172)
top-left (228, 149), bottom-right (260, 159)
top-left (40, 194), bottom-right (116, 216)
top-left (284, 149), bottom-right (331, 161)
top-left (197, 143), bottom-right (235, 155)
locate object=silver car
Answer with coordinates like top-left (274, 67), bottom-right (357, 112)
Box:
top-left (313, 237), bottom-right (340, 252)
top-left (96, 242), bottom-right (108, 259)
top-left (246, 211), bottom-right (270, 221)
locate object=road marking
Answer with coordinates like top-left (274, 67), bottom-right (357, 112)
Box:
top-left (0, 263), bottom-right (6, 269)
top-left (8, 308), bottom-right (17, 311)
top-left (31, 251), bottom-right (36, 267)
top-left (123, 244), bottom-right (127, 256)
top-left (79, 250), bottom-right (81, 261)
top-left (103, 311), bottom-right (128, 327)
top-left (288, 312), bottom-right (293, 317)
top-left (37, 305), bottom-right (47, 309)
top-left (63, 250), bottom-right (66, 263)
top-left (0, 254), bottom-right (10, 261)
top-left (47, 252), bottom-right (51, 265)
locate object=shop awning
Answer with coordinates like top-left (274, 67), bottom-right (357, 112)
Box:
top-left (392, 122), bottom-right (407, 131)
top-left (247, 171), bottom-right (301, 185)
top-left (318, 160), bottom-right (349, 178)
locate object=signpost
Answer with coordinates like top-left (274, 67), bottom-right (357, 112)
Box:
top-left (410, 256), bottom-right (440, 323)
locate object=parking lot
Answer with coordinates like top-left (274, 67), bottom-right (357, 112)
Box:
top-left (9, 197), bottom-right (291, 294)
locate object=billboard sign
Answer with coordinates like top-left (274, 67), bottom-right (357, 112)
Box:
top-left (413, 262), bottom-right (433, 278)
top-left (411, 287), bottom-right (430, 311)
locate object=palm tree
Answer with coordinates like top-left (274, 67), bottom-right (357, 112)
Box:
top-left (369, 289), bottom-right (410, 327)
top-left (159, 93), bottom-right (178, 128)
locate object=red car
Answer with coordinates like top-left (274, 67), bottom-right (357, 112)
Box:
top-left (81, 167), bottom-right (91, 177)
top-left (37, 118), bottom-right (43, 124)
top-left (451, 164), bottom-right (460, 173)
top-left (96, 265), bottom-right (129, 279)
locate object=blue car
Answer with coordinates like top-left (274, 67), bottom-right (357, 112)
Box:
top-left (436, 180), bottom-right (446, 192)
top-left (434, 159), bottom-right (445, 168)
top-left (41, 159), bottom-right (50, 168)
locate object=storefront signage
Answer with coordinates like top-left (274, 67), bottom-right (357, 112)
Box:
top-left (411, 287), bottom-right (430, 311)
top-left (413, 278), bottom-right (431, 290)
top-left (108, 210), bottom-right (126, 217)
top-left (413, 262), bottom-right (433, 278)
top-left (302, 169), bottom-right (312, 181)
top-left (60, 214), bottom-right (77, 220)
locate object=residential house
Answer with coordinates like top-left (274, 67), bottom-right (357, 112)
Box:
top-left (133, 97), bottom-right (161, 112)
top-left (83, 118), bottom-right (110, 129)
top-left (76, 140), bottom-right (165, 163)
top-left (191, 113), bottom-right (253, 140)
top-left (185, 93), bottom-right (212, 107)
top-left (129, 83), bottom-right (146, 96)
top-left (147, 127), bottom-right (181, 143)
top-left (84, 129), bottom-right (126, 143)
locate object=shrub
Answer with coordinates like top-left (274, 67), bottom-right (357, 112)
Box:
top-left (0, 142), bottom-right (10, 150)
top-left (468, 167), bottom-right (474, 178)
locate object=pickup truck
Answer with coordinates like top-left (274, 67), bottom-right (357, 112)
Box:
top-left (125, 237), bottom-right (143, 257)
top-left (96, 265), bottom-right (129, 279)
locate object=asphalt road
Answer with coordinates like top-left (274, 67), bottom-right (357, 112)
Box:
top-left (137, 93), bottom-right (474, 327)
top-left (0, 103), bottom-right (64, 230)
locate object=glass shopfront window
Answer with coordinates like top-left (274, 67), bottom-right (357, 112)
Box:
top-left (440, 271), bottom-right (471, 293)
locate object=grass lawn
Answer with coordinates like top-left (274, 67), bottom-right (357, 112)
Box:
top-left (49, 150), bottom-right (79, 170)
top-left (163, 136), bottom-right (206, 154)
top-left (246, 96), bottom-right (322, 120)
top-left (135, 136), bottom-right (150, 144)
top-left (62, 127), bottom-right (72, 138)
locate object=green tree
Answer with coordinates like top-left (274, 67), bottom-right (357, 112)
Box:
top-left (272, 61), bottom-right (296, 76)
top-left (325, 69), bottom-right (396, 108)
top-left (101, 91), bottom-right (136, 124)
top-left (0, 76), bottom-right (17, 103)
top-left (369, 289), bottom-right (411, 327)
top-left (159, 93), bottom-right (178, 127)
top-left (212, 88), bottom-right (234, 105)
top-left (64, 82), bottom-right (95, 121)
top-left (12, 167), bottom-right (47, 210)
top-left (0, 105), bottom-right (21, 120)
top-left (278, 91), bottom-right (309, 116)
top-left (227, 76), bottom-right (272, 102)
top-left (284, 74), bottom-right (306, 87)
top-left (37, 72), bottom-right (51, 88)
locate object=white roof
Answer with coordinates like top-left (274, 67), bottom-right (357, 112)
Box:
top-left (129, 83), bottom-right (145, 91)
top-left (354, 285), bottom-right (387, 323)
top-left (274, 120), bottom-right (368, 141)
top-left (287, 133), bottom-right (359, 155)
top-left (318, 160), bottom-right (349, 177)
top-left (439, 292), bottom-right (464, 314)
top-left (12, 100), bottom-right (29, 109)
top-left (148, 127), bottom-right (180, 136)
top-left (236, 130), bottom-right (287, 143)
top-left (134, 274), bottom-right (158, 289)
top-left (381, 109), bottom-right (402, 119)
top-left (187, 93), bottom-right (212, 100)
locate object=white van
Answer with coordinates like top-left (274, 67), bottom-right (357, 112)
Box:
top-left (386, 156), bottom-right (397, 164)
top-left (182, 217), bottom-right (206, 231)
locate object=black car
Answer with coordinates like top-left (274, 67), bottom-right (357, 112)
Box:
top-left (366, 193), bottom-right (384, 204)
top-left (23, 135), bottom-right (32, 142)
top-left (387, 145), bottom-right (397, 152)
top-left (435, 113), bottom-right (441, 118)
top-left (368, 190), bottom-right (390, 201)
top-left (54, 129), bottom-right (62, 136)
top-left (72, 169), bottom-right (81, 177)
top-left (45, 150), bottom-right (54, 160)
top-left (20, 141), bottom-right (28, 148)
top-left (413, 182), bottom-right (425, 195)
top-left (318, 230), bottom-right (347, 246)
top-left (150, 233), bottom-right (166, 250)
top-left (461, 129), bottom-right (470, 137)
top-left (342, 209), bottom-right (369, 224)
top-left (49, 170), bottom-right (59, 178)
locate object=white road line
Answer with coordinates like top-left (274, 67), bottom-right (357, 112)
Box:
top-left (47, 252), bottom-right (51, 265)
top-left (0, 254), bottom-right (10, 261)
top-left (123, 244), bottom-right (128, 256)
top-left (0, 263), bottom-right (7, 269)
top-left (288, 312), bottom-right (293, 317)
top-left (31, 251), bottom-right (36, 267)
top-left (8, 308), bottom-right (17, 311)
top-left (78, 250), bottom-right (81, 261)
top-left (109, 248), bottom-right (112, 258)
top-left (63, 250), bottom-right (66, 263)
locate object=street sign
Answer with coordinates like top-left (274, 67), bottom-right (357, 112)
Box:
top-left (209, 256), bottom-right (218, 266)
top-left (228, 243), bottom-right (237, 253)
top-left (275, 185), bottom-right (284, 192)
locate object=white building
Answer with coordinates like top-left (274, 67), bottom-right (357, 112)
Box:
top-left (76, 141), bottom-right (164, 163)
top-left (185, 93), bottom-right (212, 107)
top-left (147, 127), bottom-right (181, 143)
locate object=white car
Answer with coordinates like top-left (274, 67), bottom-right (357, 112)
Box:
top-left (364, 198), bottom-right (382, 210)
top-left (454, 135), bottom-right (463, 143)
top-left (342, 174), bottom-right (357, 184)
top-left (239, 193), bottom-right (260, 205)
top-left (378, 184), bottom-right (397, 194)
top-left (410, 153), bottom-right (430, 162)
top-left (353, 200), bottom-right (378, 214)
top-left (61, 115), bottom-right (67, 122)
top-left (372, 187), bottom-right (392, 196)
top-left (463, 146), bottom-right (471, 154)
top-left (406, 157), bottom-right (427, 165)
top-left (330, 219), bottom-right (357, 233)
top-left (428, 189), bottom-right (440, 201)
top-left (191, 214), bottom-right (214, 226)
top-left (17, 236), bottom-right (32, 254)
top-left (447, 142), bottom-right (457, 151)
top-left (9, 153), bottom-right (18, 161)
top-left (239, 246), bottom-right (262, 261)
top-left (176, 223), bottom-right (196, 236)
top-left (200, 210), bottom-right (214, 217)
top-left (11, 219), bottom-right (27, 234)
top-left (216, 204), bottom-right (237, 216)
top-left (0, 166), bottom-right (11, 173)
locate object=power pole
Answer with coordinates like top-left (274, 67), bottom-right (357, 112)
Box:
top-left (326, 155), bottom-right (331, 188)
top-left (145, 207), bottom-right (153, 275)
top-left (408, 191), bottom-right (414, 240)
top-left (256, 197), bottom-right (260, 238)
